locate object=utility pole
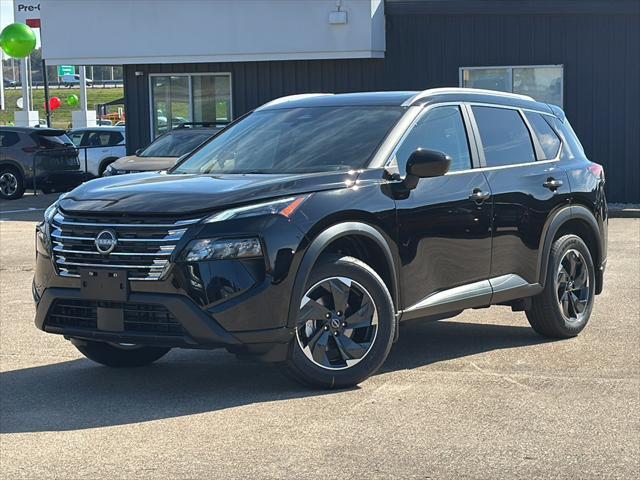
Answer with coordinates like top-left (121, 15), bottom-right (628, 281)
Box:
top-left (1, 51), bottom-right (5, 111)
top-left (42, 59), bottom-right (51, 127)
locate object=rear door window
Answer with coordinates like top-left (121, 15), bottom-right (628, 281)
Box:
top-left (524, 112), bottom-right (561, 159)
top-left (472, 106), bottom-right (535, 167)
top-left (85, 131), bottom-right (113, 147)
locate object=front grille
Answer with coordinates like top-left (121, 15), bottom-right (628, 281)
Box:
top-left (51, 211), bottom-right (200, 281)
top-left (47, 300), bottom-right (184, 335)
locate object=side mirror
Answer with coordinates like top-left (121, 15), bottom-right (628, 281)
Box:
top-left (135, 148), bottom-right (143, 156)
top-left (404, 149), bottom-right (452, 189)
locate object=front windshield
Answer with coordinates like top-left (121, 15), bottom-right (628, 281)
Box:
top-left (172, 106), bottom-right (404, 175)
top-left (141, 130), bottom-right (213, 157)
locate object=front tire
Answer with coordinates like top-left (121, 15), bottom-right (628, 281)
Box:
top-left (526, 235), bottom-right (595, 338)
top-left (283, 256), bottom-right (396, 389)
top-left (74, 340), bottom-right (171, 367)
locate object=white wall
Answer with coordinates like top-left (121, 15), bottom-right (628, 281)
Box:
top-left (41, 0), bottom-right (385, 65)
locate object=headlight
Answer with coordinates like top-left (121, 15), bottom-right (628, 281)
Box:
top-left (205, 195), bottom-right (308, 223)
top-left (103, 164), bottom-right (115, 176)
top-left (43, 201), bottom-right (58, 223)
top-left (181, 237), bottom-right (262, 262)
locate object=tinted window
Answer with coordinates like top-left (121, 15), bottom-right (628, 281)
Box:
top-left (547, 117), bottom-right (584, 161)
top-left (472, 106), bottom-right (535, 166)
top-left (524, 112), bottom-right (561, 159)
top-left (396, 106), bottom-right (471, 172)
top-left (110, 132), bottom-right (124, 145)
top-left (34, 133), bottom-right (74, 149)
top-left (142, 131), bottom-right (214, 158)
top-left (68, 131), bottom-right (85, 147)
top-left (85, 131), bottom-right (113, 147)
top-left (0, 131), bottom-right (20, 147)
top-left (173, 106), bottom-right (404, 174)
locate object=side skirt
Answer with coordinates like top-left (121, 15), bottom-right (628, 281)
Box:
top-left (399, 274), bottom-right (542, 321)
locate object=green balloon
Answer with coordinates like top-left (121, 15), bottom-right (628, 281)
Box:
top-left (0, 23), bottom-right (37, 59)
top-left (67, 94), bottom-right (79, 106)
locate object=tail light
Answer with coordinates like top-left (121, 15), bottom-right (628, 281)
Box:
top-left (588, 163), bottom-right (605, 181)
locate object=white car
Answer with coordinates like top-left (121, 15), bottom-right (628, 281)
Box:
top-left (67, 126), bottom-right (126, 177)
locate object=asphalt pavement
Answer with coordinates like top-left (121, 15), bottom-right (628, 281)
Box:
top-left (1, 194), bottom-right (638, 479)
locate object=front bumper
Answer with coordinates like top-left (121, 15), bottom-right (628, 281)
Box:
top-left (34, 286), bottom-right (292, 350)
top-left (33, 212), bottom-right (305, 358)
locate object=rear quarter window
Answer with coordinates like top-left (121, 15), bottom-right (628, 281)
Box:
top-left (546, 116), bottom-right (585, 161)
top-left (0, 131), bottom-right (20, 148)
top-left (524, 111), bottom-right (561, 160)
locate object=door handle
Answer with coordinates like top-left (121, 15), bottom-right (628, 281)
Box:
top-left (469, 188), bottom-right (491, 203)
top-left (543, 177), bottom-right (564, 190)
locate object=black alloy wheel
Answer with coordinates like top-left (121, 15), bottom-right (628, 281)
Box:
top-left (526, 235), bottom-right (595, 338)
top-left (283, 255), bottom-right (395, 389)
top-left (296, 276), bottom-right (379, 370)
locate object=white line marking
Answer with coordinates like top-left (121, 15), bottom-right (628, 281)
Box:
top-left (0, 207), bottom-right (46, 214)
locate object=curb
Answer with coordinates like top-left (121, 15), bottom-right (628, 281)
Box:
top-left (609, 209), bottom-right (640, 219)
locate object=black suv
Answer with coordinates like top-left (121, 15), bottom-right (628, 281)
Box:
top-left (33, 89), bottom-right (607, 388)
top-left (0, 127), bottom-right (86, 200)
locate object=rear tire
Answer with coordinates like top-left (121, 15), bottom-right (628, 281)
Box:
top-left (282, 255), bottom-right (396, 389)
top-left (74, 340), bottom-right (171, 367)
top-left (0, 166), bottom-right (25, 200)
top-left (526, 235), bottom-right (595, 338)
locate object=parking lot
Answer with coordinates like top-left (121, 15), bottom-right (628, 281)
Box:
top-left (0, 194), bottom-right (638, 479)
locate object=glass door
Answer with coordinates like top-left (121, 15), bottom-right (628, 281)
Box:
top-left (150, 73), bottom-right (232, 139)
top-left (151, 75), bottom-right (190, 138)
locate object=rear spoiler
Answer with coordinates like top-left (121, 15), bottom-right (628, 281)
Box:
top-left (32, 128), bottom-right (67, 136)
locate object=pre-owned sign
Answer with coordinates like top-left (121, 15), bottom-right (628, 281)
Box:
top-left (13, 1), bottom-right (41, 28)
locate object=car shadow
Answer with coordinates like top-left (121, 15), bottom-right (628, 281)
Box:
top-left (0, 319), bottom-right (550, 433)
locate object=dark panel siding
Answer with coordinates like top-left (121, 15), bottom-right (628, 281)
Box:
top-left (124, 8), bottom-right (639, 202)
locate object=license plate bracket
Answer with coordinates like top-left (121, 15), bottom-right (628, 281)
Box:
top-left (80, 269), bottom-right (129, 302)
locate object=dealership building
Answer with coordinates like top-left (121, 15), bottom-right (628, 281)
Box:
top-left (40, 0), bottom-right (639, 203)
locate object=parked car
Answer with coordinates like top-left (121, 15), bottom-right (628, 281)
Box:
top-left (67, 126), bottom-right (126, 177)
top-left (33, 89), bottom-right (607, 389)
top-left (61, 74), bottom-right (93, 87)
top-left (103, 124), bottom-right (220, 175)
top-left (0, 127), bottom-right (87, 200)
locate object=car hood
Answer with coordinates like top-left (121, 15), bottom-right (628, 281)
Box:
top-left (110, 155), bottom-right (178, 172)
top-left (59, 170), bottom-right (362, 215)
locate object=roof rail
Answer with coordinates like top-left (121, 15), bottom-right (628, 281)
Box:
top-left (401, 87), bottom-right (535, 106)
top-left (256, 93), bottom-right (334, 111)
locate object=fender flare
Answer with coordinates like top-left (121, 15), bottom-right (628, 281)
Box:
top-left (0, 159), bottom-right (27, 179)
top-left (537, 205), bottom-right (603, 288)
top-left (287, 221), bottom-right (400, 329)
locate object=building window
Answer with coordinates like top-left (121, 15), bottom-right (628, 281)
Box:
top-left (150, 73), bottom-right (232, 138)
top-left (460, 65), bottom-right (563, 106)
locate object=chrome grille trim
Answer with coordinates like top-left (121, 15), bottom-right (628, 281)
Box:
top-left (52, 213), bottom-right (200, 228)
top-left (51, 212), bottom-right (199, 281)
top-left (53, 246), bottom-right (173, 256)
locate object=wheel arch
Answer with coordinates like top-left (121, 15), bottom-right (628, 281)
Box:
top-left (98, 157), bottom-right (119, 176)
top-left (287, 221), bottom-right (400, 330)
top-left (0, 159), bottom-right (26, 179)
top-left (537, 205), bottom-right (604, 294)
